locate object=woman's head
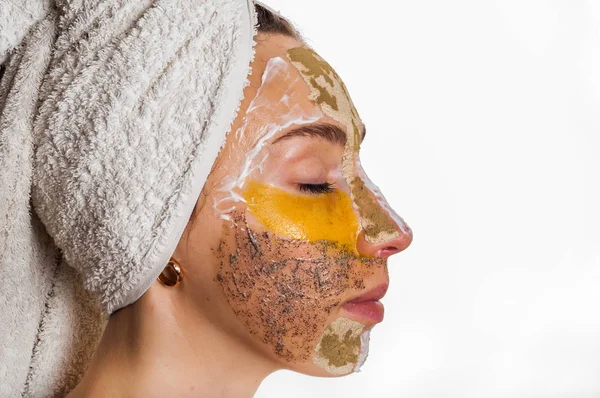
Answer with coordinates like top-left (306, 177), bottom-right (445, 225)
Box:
top-left (168, 4), bottom-right (412, 377)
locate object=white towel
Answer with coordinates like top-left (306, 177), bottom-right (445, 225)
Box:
top-left (0, 0), bottom-right (257, 395)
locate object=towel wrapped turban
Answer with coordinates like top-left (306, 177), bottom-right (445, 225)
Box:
top-left (0, 0), bottom-right (257, 395)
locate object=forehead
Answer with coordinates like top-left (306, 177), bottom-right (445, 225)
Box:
top-left (239, 53), bottom-right (324, 146)
top-left (243, 43), bottom-right (363, 143)
top-left (251, 53), bottom-right (316, 113)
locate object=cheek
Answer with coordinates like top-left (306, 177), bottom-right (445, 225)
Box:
top-left (215, 211), bottom-right (382, 364)
top-left (243, 181), bottom-right (360, 253)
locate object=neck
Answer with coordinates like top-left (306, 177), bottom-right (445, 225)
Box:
top-left (67, 285), bottom-right (274, 398)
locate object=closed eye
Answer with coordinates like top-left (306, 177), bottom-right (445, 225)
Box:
top-left (297, 182), bottom-right (334, 195)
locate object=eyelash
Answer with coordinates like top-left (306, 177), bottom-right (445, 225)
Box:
top-left (297, 182), bottom-right (335, 194)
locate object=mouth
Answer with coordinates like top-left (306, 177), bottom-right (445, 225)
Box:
top-left (341, 283), bottom-right (388, 324)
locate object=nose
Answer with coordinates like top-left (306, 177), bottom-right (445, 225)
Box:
top-left (352, 171), bottom-right (413, 259)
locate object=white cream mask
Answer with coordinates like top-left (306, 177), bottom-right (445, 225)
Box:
top-left (212, 56), bottom-right (321, 219)
top-left (211, 47), bottom-right (407, 376)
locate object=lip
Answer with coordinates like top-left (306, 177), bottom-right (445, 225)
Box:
top-left (341, 284), bottom-right (388, 323)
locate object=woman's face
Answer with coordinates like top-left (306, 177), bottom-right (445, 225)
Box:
top-left (179, 33), bottom-right (412, 377)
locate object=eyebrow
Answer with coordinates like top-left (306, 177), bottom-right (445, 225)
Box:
top-left (272, 122), bottom-right (366, 146)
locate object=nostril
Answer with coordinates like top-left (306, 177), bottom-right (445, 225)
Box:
top-left (377, 246), bottom-right (400, 259)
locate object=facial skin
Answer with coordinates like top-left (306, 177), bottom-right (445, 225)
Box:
top-left (66, 33), bottom-right (412, 398)
top-left (176, 33), bottom-right (413, 377)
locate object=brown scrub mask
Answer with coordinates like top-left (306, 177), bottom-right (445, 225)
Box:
top-left (206, 44), bottom-right (410, 376)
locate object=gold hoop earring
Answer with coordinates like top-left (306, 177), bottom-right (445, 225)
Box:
top-left (158, 258), bottom-right (183, 287)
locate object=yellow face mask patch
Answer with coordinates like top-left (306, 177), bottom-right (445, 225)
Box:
top-left (243, 181), bottom-right (359, 253)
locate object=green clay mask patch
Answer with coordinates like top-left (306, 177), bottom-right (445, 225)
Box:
top-left (312, 317), bottom-right (369, 375)
top-left (286, 47), bottom-right (408, 245)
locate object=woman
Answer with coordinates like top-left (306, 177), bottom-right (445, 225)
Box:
top-left (0, 1), bottom-right (411, 397)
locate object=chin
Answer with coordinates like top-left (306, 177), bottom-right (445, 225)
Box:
top-left (284, 317), bottom-right (374, 378)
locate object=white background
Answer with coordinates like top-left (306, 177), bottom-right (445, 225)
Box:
top-left (256, 1), bottom-right (600, 397)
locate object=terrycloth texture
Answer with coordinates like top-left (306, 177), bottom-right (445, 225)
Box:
top-left (0, 0), bottom-right (52, 65)
top-left (0, 0), bottom-right (257, 396)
